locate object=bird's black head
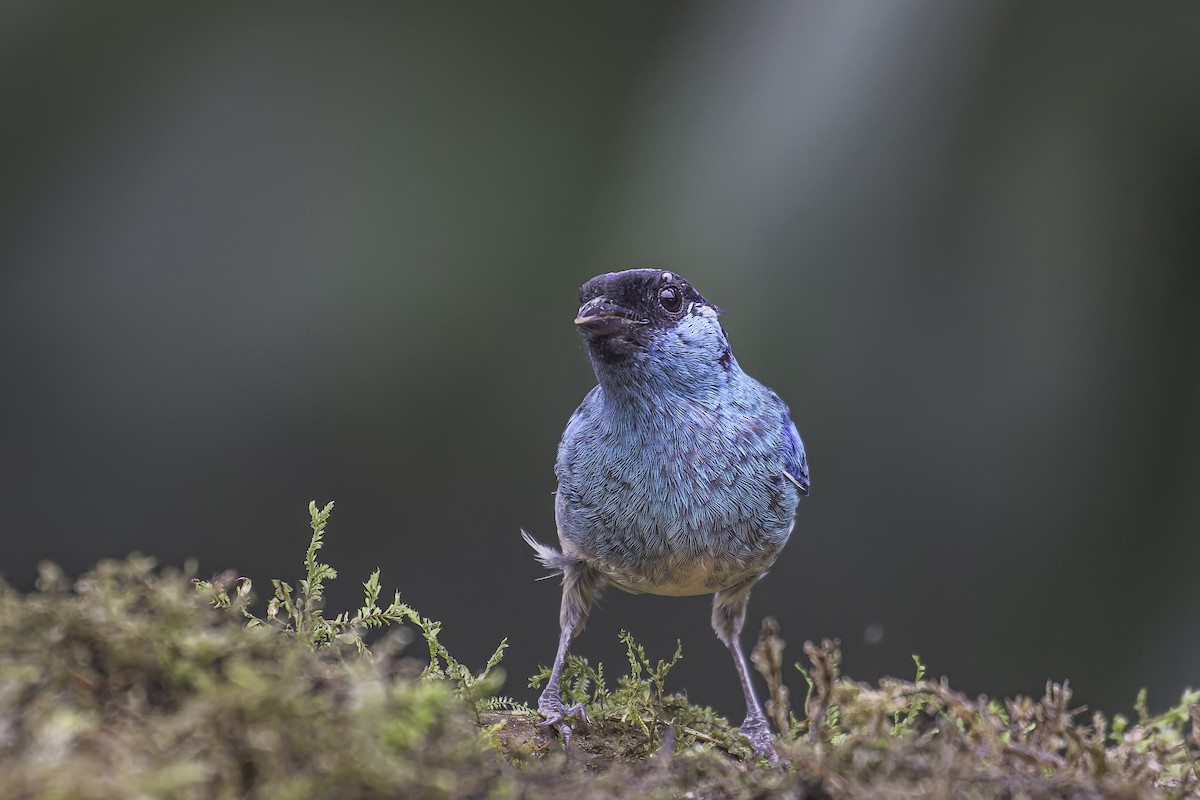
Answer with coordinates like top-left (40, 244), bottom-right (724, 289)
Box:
top-left (573, 272), bottom-right (715, 362)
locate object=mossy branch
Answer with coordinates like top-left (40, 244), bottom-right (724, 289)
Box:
top-left (4, 500), bottom-right (1198, 799)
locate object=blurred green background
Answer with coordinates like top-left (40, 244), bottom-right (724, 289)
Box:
top-left (3, 2), bottom-right (1198, 719)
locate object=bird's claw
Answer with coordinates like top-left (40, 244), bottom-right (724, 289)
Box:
top-left (739, 715), bottom-right (780, 765)
top-left (536, 702), bottom-right (589, 728)
top-left (537, 694), bottom-right (589, 745)
top-left (540, 705), bottom-right (590, 729)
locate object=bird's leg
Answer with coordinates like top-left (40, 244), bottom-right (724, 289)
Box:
top-left (713, 581), bottom-right (778, 763)
top-left (537, 559), bottom-right (600, 745)
top-left (537, 626), bottom-right (587, 728)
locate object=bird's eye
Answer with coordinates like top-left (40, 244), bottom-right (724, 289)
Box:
top-left (658, 285), bottom-right (683, 313)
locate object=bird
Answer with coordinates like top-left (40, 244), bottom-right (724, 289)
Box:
top-left (523, 268), bottom-right (809, 760)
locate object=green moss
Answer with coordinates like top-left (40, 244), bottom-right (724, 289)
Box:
top-left (0, 502), bottom-right (1195, 800)
top-left (0, 556), bottom-right (500, 799)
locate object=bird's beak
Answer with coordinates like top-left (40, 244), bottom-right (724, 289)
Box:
top-left (574, 296), bottom-right (641, 336)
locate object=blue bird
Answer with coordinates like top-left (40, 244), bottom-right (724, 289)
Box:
top-left (524, 269), bottom-right (809, 760)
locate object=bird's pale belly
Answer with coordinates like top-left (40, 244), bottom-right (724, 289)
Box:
top-left (596, 546), bottom-right (780, 597)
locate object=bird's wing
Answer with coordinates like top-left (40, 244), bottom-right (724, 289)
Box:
top-left (781, 415), bottom-right (810, 496)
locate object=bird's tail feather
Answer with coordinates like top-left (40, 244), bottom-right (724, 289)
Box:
top-left (521, 529), bottom-right (579, 574)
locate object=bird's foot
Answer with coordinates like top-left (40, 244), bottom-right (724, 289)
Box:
top-left (537, 691), bottom-right (589, 746)
top-left (739, 715), bottom-right (780, 765)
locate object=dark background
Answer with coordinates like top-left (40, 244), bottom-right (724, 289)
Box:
top-left (3, 2), bottom-right (1198, 721)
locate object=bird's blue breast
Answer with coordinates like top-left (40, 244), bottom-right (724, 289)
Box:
top-left (554, 374), bottom-right (801, 596)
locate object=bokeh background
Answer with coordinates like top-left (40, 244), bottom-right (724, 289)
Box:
top-left (3, 2), bottom-right (1199, 721)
